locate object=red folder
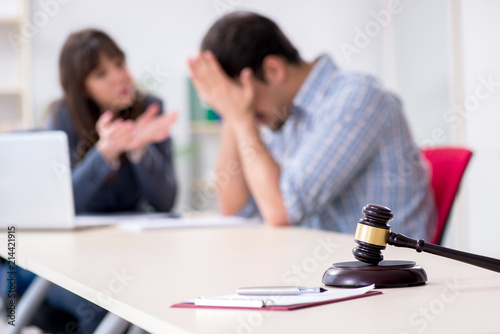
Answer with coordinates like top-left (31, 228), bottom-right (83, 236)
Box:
top-left (171, 290), bottom-right (381, 311)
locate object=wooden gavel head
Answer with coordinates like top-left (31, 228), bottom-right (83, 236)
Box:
top-left (352, 204), bottom-right (393, 265)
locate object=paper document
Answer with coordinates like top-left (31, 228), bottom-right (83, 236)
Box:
top-left (192, 284), bottom-right (375, 308)
top-left (119, 216), bottom-right (262, 232)
top-left (75, 212), bottom-right (180, 227)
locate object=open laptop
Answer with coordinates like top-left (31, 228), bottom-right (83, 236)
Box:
top-left (0, 131), bottom-right (77, 229)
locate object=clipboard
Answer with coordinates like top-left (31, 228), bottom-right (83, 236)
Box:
top-left (171, 290), bottom-right (382, 311)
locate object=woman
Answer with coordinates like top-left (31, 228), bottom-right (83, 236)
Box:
top-left (19, 29), bottom-right (177, 332)
top-left (50, 29), bottom-right (177, 213)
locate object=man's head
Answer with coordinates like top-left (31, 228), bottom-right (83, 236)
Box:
top-left (201, 11), bottom-right (310, 130)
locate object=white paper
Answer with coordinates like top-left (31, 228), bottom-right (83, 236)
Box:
top-left (75, 212), bottom-right (179, 227)
top-left (118, 216), bottom-right (262, 232)
top-left (192, 284), bottom-right (375, 308)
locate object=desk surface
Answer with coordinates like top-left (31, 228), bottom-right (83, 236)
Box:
top-left (0, 225), bottom-right (498, 334)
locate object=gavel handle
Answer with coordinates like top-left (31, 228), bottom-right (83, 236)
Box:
top-left (388, 232), bottom-right (500, 273)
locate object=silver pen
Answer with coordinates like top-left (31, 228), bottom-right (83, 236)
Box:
top-left (237, 286), bottom-right (327, 295)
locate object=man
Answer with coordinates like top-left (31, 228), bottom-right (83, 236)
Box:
top-left (188, 11), bottom-right (436, 239)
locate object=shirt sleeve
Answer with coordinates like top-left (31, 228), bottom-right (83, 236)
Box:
top-left (46, 105), bottom-right (115, 213)
top-left (280, 81), bottom-right (392, 225)
top-left (129, 100), bottom-right (177, 212)
top-left (71, 147), bottom-right (116, 213)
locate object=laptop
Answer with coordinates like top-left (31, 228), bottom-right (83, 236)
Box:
top-left (0, 131), bottom-right (77, 229)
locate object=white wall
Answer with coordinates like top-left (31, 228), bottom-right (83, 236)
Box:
top-left (459, 0), bottom-right (500, 257)
top-left (390, 0), bottom-right (454, 145)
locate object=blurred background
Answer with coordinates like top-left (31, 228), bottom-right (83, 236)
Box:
top-left (0, 0), bottom-right (499, 256)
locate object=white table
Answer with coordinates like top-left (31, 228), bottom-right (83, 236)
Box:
top-left (0, 225), bottom-right (498, 333)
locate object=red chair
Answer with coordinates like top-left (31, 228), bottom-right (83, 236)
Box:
top-left (422, 147), bottom-right (473, 245)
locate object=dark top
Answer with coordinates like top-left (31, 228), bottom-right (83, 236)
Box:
top-left (47, 95), bottom-right (177, 214)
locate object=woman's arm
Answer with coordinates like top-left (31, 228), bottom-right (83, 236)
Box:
top-left (71, 147), bottom-right (117, 213)
top-left (129, 138), bottom-right (177, 212)
top-left (127, 98), bottom-right (177, 212)
top-left (46, 104), bottom-right (116, 213)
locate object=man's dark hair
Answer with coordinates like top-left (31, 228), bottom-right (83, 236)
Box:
top-left (201, 11), bottom-right (301, 81)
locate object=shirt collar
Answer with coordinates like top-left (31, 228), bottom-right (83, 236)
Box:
top-left (291, 54), bottom-right (338, 115)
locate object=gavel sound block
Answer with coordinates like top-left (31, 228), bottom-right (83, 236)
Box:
top-left (322, 204), bottom-right (500, 288)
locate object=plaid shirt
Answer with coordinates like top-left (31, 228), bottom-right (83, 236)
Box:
top-left (238, 55), bottom-right (437, 239)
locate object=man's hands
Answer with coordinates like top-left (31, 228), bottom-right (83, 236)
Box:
top-left (188, 51), bottom-right (254, 123)
top-left (188, 51), bottom-right (290, 226)
top-left (96, 103), bottom-right (178, 165)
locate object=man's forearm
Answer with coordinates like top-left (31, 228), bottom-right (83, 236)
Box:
top-left (230, 116), bottom-right (290, 226)
top-left (216, 122), bottom-right (251, 215)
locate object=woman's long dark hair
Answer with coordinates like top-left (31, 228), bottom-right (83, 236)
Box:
top-left (58, 29), bottom-right (144, 162)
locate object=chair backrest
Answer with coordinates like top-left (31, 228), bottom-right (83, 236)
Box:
top-left (422, 147), bottom-right (473, 245)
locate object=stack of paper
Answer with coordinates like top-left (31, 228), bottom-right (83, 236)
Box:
top-left (75, 213), bottom-right (261, 231)
top-left (119, 216), bottom-right (262, 232)
top-left (75, 212), bottom-right (180, 227)
top-left (172, 285), bottom-right (380, 310)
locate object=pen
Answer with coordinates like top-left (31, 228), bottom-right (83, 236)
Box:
top-left (237, 286), bottom-right (327, 296)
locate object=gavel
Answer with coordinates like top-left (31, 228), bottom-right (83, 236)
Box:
top-left (323, 204), bottom-right (500, 288)
top-left (353, 204), bottom-right (500, 272)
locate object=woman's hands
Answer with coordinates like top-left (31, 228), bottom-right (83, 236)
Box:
top-left (96, 111), bottom-right (134, 164)
top-left (130, 103), bottom-right (178, 152)
top-left (96, 103), bottom-right (178, 166)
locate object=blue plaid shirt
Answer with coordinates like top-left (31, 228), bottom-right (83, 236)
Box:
top-left (238, 54), bottom-right (437, 239)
